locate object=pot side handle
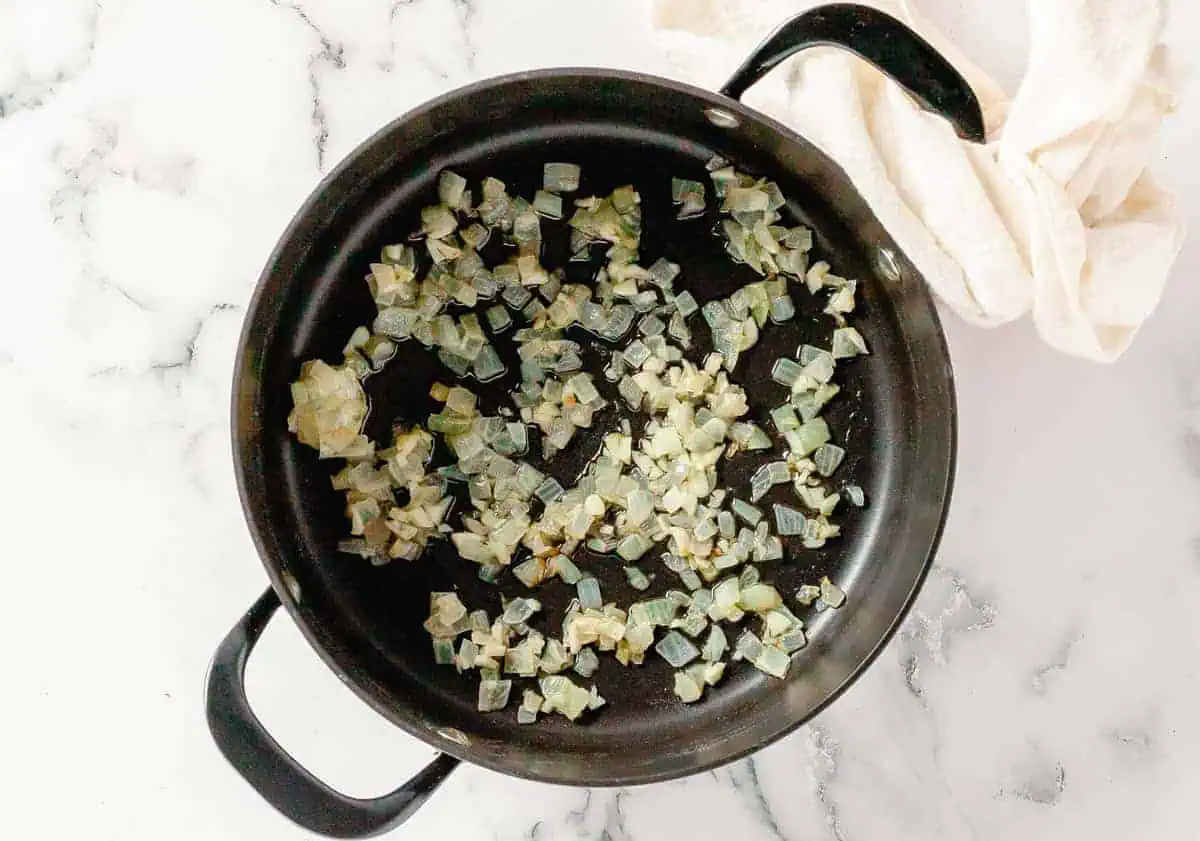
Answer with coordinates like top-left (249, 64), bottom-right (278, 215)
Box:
top-left (205, 588), bottom-right (460, 838)
top-left (719, 2), bottom-right (985, 143)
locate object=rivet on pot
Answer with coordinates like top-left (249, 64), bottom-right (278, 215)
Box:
top-left (437, 727), bottom-right (471, 746)
top-left (703, 107), bottom-right (741, 129)
top-left (876, 247), bottom-right (901, 282)
top-left (281, 570), bottom-right (302, 603)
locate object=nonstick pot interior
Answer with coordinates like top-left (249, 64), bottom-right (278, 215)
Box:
top-left (233, 70), bottom-right (955, 785)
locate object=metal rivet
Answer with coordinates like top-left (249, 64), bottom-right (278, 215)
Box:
top-left (281, 571), bottom-right (301, 603)
top-left (703, 107), bottom-right (741, 129)
top-left (437, 727), bottom-right (471, 746)
top-left (876, 248), bottom-right (901, 282)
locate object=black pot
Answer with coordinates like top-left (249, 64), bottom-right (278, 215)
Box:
top-left (207, 4), bottom-right (968, 837)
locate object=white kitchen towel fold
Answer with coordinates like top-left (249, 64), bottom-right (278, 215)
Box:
top-left (650, 0), bottom-right (1185, 361)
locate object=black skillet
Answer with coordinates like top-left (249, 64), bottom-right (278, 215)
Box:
top-left (206, 4), bottom-right (970, 837)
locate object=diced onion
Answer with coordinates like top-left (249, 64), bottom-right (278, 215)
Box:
top-left (655, 630), bottom-right (701, 667)
top-left (543, 162), bottom-right (581, 193)
top-left (293, 160), bottom-right (871, 725)
top-left (819, 576), bottom-right (847, 608)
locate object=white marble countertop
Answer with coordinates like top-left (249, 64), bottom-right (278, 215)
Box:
top-left (3, 1), bottom-right (1199, 839)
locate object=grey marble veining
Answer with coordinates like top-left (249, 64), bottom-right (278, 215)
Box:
top-left (1, 1), bottom-right (1198, 839)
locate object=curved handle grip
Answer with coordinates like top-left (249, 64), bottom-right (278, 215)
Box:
top-left (205, 588), bottom-right (460, 838)
top-left (720, 3), bottom-right (985, 143)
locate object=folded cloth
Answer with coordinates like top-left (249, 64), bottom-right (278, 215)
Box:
top-left (649, 0), bottom-right (1185, 361)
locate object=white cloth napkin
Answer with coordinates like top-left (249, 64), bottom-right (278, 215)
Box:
top-left (649, 0), bottom-right (1185, 361)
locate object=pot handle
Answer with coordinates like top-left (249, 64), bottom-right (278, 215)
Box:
top-left (719, 2), bottom-right (985, 143)
top-left (205, 588), bottom-right (460, 838)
